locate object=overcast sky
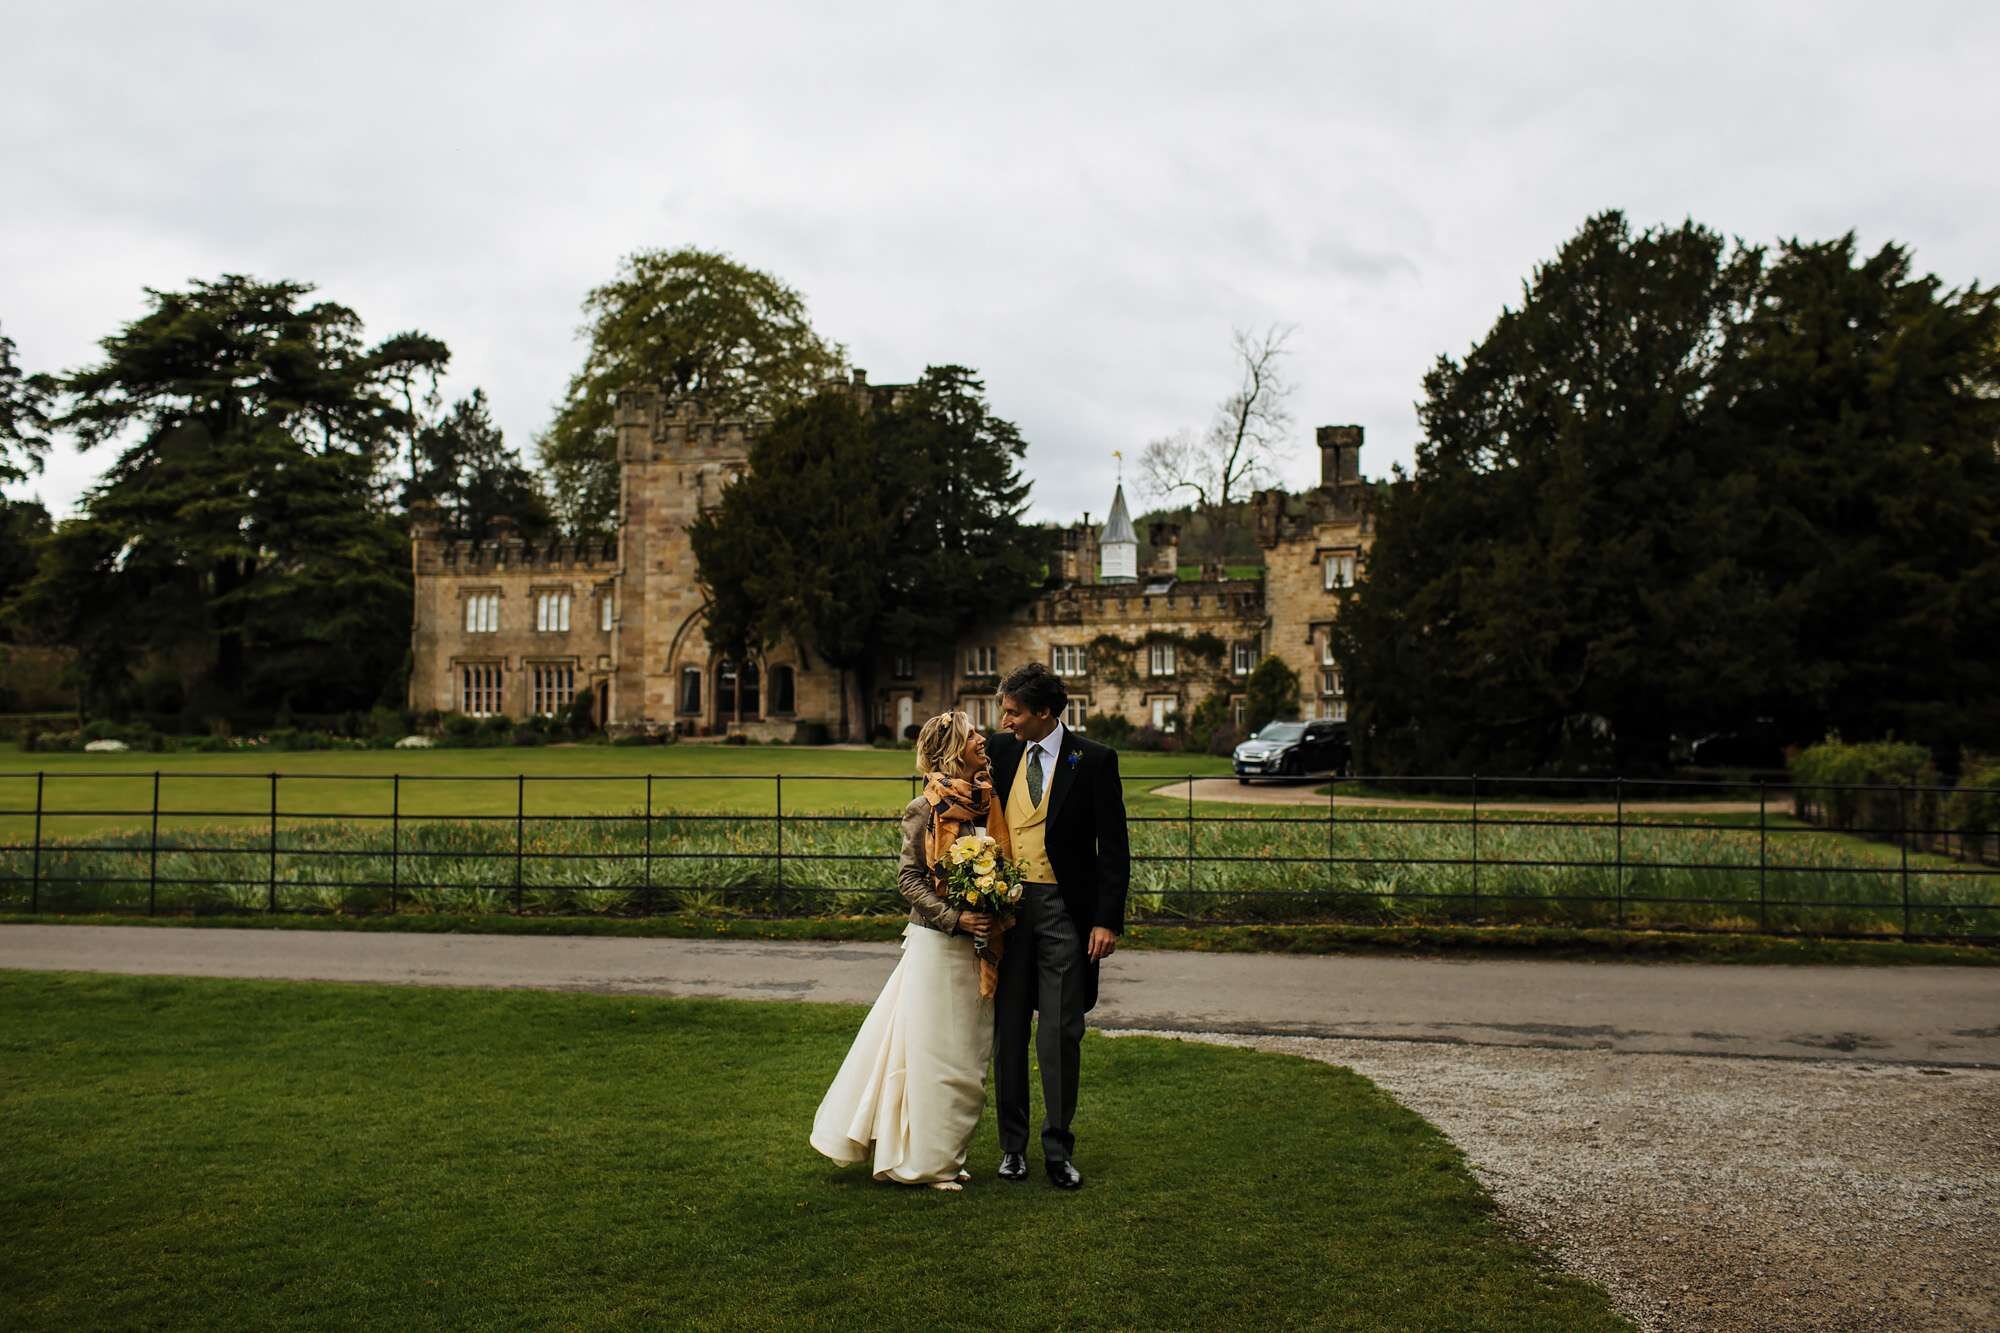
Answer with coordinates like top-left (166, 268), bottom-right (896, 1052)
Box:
top-left (5, 1), bottom-right (1996, 526)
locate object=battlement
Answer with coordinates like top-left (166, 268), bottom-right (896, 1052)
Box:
top-left (613, 369), bottom-right (911, 462)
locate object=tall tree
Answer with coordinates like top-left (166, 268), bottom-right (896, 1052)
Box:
top-left (0, 322), bottom-right (57, 485)
top-left (1336, 212), bottom-right (2000, 775)
top-left (539, 248), bottom-right (845, 537)
top-left (403, 390), bottom-right (553, 542)
top-left (689, 367), bottom-right (1040, 739)
top-left (12, 276), bottom-right (444, 716)
top-left (1139, 324), bottom-right (1297, 510)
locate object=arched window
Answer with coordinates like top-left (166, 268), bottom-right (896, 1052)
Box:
top-left (717, 659), bottom-right (761, 718)
top-left (679, 667), bottom-right (702, 715)
top-left (769, 664), bottom-right (796, 715)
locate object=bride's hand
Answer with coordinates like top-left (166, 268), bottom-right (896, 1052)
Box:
top-left (958, 911), bottom-right (994, 935)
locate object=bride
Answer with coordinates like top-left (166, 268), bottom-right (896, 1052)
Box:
top-left (809, 710), bottom-right (1010, 1191)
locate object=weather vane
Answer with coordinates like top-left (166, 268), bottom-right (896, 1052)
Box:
top-left (1113, 448), bottom-right (1123, 483)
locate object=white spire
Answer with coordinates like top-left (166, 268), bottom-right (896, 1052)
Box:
top-left (1099, 480), bottom-right (1138, 582)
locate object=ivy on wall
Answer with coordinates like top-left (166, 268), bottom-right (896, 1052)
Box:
top-left (1083, 629), bottom-right (1230, 688)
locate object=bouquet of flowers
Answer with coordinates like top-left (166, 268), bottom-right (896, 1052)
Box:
top-left (938, 832), bottom-right (1025, 955)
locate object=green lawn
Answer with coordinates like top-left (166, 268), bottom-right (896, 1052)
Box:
top-left (3, 743), bottom-right (1991, 937)
top-left (0, 971), bottom-right (1626, 1331)
top-left (0, 742), bottom-right (1233, 838)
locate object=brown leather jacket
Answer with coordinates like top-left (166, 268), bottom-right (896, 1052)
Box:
top-left (897, 796), bottom-right (963, 934)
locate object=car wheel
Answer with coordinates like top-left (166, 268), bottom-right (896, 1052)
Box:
top-left (1237, 777), bottom-right (1249, 785)
top-left (1282, 755), bottom-right (1301, 778)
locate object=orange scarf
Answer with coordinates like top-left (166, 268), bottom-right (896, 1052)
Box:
top-left (921, 749), bottom-right (1015, 998)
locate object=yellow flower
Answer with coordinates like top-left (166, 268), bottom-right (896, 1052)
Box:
top-left (965, 888), bottom-right (981, 904)
top-left (974, 858), bottom-right (996, 877)
top-left (975, 874), bottom-right (995, 891)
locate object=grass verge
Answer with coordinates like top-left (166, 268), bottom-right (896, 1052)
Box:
top-left (5, 910), bottom-right (1993, 965)
top-left (0, 971), bottom-right (1625, 1331)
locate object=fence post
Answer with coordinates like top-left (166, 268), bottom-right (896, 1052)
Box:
top-left (1900, 784), bottom-right (1911, 939)
top-left (267, 773), bottom-right (278, 914)
top-left (1325, 772), bottom-right (1335, 898)
top-left (1470, 773), bottom-right (1480, 911)
top-left (389, 774), bottom-right (400, 915)
top-left (775, 773), bottom-right (785, 904)
top-left (1614, 776), bottom-right (1625, 929)
top-left (514, 773), bottom-right (525, 914)
top-left (1757, 780), bottom-right (1767, 933)
top-left (149, 771), bottom-right (161, 916)
top-left (1186, 775), bottom-right (1196, 902)
top-left (30, 771), bottom-right (43, 914)
top-left (642, 774), bottom-right (654, 915)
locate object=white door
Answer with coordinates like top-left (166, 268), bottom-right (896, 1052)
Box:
top-left (896, 695), bottom-right (914, 737)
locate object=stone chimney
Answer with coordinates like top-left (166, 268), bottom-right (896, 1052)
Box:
top-left (1318, 425), bottom-right (1364, 488)
top-left (1147, 522), bottom-right (1181, 578)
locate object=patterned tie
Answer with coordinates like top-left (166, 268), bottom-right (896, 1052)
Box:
top-left (1028, 743), bottom-right (1046, 808)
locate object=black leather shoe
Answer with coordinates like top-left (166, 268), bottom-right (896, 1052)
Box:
top-left (998, 1152), bottom-right (1028, 1182)
top-left (1047, 1159), bottom-right (1082, 1190)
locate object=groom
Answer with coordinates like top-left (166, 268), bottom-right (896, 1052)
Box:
top-left (987, 661), bottom-right (1130, 1190)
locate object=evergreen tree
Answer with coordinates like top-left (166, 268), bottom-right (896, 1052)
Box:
top-left (0, 322), bottom-right (56, 485)
top-left (404, 390), bottom-right (553, 542)
top-left (540, 248), bottom-right (844, 537)
top-left (1336, 213), bottom-right (2000, 774)
top-left (13, 276), bottom-right (444, 717)
top-left (689, 367), bottom-right (1040, 738)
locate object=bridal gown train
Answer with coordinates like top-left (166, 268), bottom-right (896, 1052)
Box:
top-left (810, 922), bottom-right (993, 1183)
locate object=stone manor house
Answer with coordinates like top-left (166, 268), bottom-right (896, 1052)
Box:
top-left (408, 373), bottom-right (1374, 741)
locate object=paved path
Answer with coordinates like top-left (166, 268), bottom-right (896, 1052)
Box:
top-left (3, 924), bottom-right (1994, 1066)
top-left (1151, 777), bottom-right (1771, 812)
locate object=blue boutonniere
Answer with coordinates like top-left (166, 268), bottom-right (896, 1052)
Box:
top-left (1065, 749), bottom-right (1081, 770)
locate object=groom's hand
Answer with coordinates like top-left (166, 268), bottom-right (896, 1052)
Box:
top-left (1087, 927), bottom-right (1118, 961)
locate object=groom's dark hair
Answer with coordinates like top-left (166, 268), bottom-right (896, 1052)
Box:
top-left (998, 661), bottom-right (1068, 717)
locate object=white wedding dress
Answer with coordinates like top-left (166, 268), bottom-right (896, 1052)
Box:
top-left (810, 922), bottom-right (993, 1183)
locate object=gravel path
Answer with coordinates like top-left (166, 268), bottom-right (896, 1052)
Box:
top-left (1114, 1030), bottom-right (2000, 1332)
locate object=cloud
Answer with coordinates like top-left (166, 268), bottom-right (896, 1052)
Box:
top-left (4, 0), bottom-right (1996, 530)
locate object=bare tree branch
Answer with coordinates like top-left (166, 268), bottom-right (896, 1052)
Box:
top-left (1135, 323), bottom-right (1298, 510)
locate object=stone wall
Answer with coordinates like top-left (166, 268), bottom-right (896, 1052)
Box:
top-left (408, 518), bottom-right (618, 721)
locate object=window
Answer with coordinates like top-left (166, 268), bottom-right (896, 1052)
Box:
top-left (1231, 695), bottom-right (1246, 728)
top-left (1320, 669), bottom-right (1343, 697)
top-left (718, 659), bottom-right (760, 718)
top-left (1331, 699), bottom-right (1349, 722)
top-left (599, 592), bottom-right (613, 632)
top-left (1232, 641), bottom-right (1258, 675)
top-left (679, 667), bottom-right (703, 715)
top-left (536, 590), bottom-right (571, 633)
top-left (464, 592), bottom-right (499, 634)
top-left (1063, 699), bottom-right (1089, 731)
top-left (1321, 633), bottom-right (1337, 667)
top-left (460, 662), bottom-right (503, 716)
top-left (1323, 552), bottom-right (1357, 590)
top-left (531, 662), bottom-right (576, 716)
top-left (1051, 644), bottom-right (1087, 677)
top-left (1148, 642), bottom-right (1176, 677)
top-left (1149, 696), bottom-right (1179, 733)
top-left (893, 654), bottom-right (914, 679)
top-left (961, 696), bottom-right (994, 728)
top-left (965, 646), bottom-right (997, 676)
top-left (769, 664), bottom-right (796, 715)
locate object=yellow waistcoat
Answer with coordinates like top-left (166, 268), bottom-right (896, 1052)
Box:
top-left (1004, 745), bottom-right (1058, 885)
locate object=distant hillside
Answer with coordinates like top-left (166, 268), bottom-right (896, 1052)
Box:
top-left (1133, 501), bottom-right (1264, 568)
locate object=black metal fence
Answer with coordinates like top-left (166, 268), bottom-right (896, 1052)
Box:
top-left (0, 770), bottom-right (1995, 939)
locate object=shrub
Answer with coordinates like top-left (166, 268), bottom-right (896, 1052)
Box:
top-left (1129, 725), bottom-right (1180, 753)
top-left (564, 690), bottom-right (597, 736)
top-left (1789, 737), bottom-right (1938, 835)
top-left (723, 733), bottom-right (749, 746)
top-left (793, 722), bottom-right (832, 746)
top-left (511, 725), bottom-right (547, 747)
top-left (1244, 656), bottom-right (1301, 732)
top-left (366, 706), bottom-right (408, 742)
top-left (1083, 712), bottom-right (1133, 746)
top-left (1946, 757), bottom-right (2000, 842)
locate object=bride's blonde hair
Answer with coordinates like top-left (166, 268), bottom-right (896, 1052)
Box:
top-left (914, 710), bottom-right (979, 777)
